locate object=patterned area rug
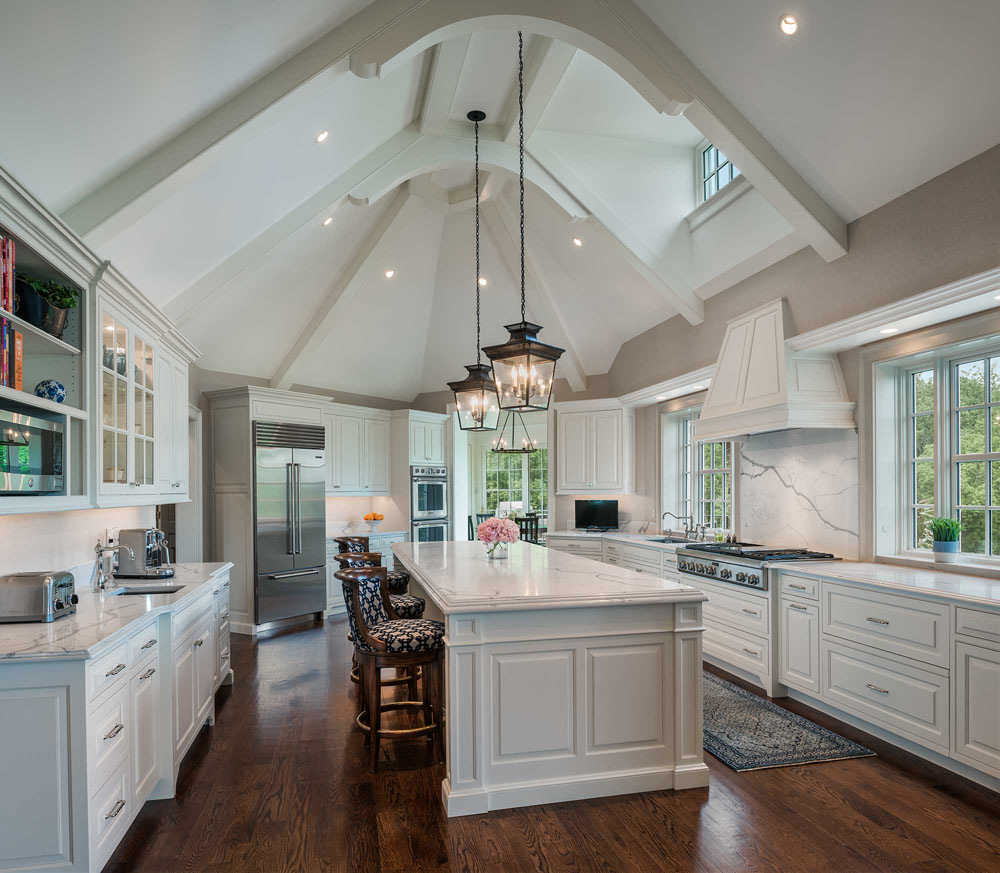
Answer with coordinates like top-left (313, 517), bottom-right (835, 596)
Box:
top-left (703, 671), bottom-right (875, 771)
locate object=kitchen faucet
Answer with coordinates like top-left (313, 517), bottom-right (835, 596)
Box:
top-left (94, 541), bottom-right (134, 591)
top-left (662, 511), bottom-right (695, 539)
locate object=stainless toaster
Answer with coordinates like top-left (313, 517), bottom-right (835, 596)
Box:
top-left (0, 571), bottom-right (77, 623)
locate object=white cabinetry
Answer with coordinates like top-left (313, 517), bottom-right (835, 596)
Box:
top-left (954, 637), bottom-right (1000, 777)
top-left (408, 415), bottom-right (446, 465)
top-left (324, 406), bottom-right (391, 496)
top-left (365, 418), bottom-right (391, 492)
top-left (779, 598), bottom-right (820, 693)
top-left (172, 592), bottom-right (217, 766)
top-left (156, 348), bottom-right (189, 498)
top-left (555, 402), bottom-right (633, 494)
top-left (130, 657), bottom-right (161, 807)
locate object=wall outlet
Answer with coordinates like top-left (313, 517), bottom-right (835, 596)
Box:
top-left (105, 527), bottom-right (120, 547)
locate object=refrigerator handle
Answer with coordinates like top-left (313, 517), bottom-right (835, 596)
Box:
top-left (286, 463), bottom-right (295, 555)
top-left (293, 463), bottom-right (303, 554)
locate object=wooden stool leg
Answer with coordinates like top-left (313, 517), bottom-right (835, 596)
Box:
top-left (431, 655), bottom-right (445, 763)
top-left (357, 658), bottom-right (366, 718)
top-left (361, 663), bottom-right (371, 746)
top-left (408, 666), bottom-right (419, 702)
top-left (421, 661), bottom-right (434, 735)
top-left (368, 662), bottom-right (381, 772)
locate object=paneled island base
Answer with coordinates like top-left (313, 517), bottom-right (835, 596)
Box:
top-left (393, 541), bottom-right (709, 817)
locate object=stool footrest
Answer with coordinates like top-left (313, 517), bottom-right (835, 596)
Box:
top-left (356, 701), bottom-right (439, 738)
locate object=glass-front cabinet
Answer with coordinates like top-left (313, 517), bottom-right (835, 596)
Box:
top-left (99, 303), bottom-right (156, 495)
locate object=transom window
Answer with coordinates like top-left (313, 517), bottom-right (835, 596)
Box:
top-left (699, 143), bottom-right (740, 203)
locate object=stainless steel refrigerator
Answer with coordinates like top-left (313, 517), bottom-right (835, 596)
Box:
top-left (253, 421), bottom-right (327, 625)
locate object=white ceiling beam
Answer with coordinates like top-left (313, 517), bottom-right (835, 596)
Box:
top-left (271, 189), bottom-right (415, 390)
top-left (482, 198), bottom-right (587, 393)
top-left (419, 36), bottom-right (471, 136)
top-left (59, 0), bottom-right (426, 245)
top-left (502, 39), bottom-right (576, 145)
top-left (347, 131), bottom-right (589, 221)
top-left (527, 136), bottom-right (704, 325)
top-left (165, 125), bottom-right (421, 324)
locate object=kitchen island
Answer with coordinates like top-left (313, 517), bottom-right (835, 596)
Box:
top-left (392, 540), bottom-right (709, 816)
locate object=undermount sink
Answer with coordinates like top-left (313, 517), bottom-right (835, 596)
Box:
top-left (649, 537), bottom-right (696, 544)
top-left (106, 584), bottom-right (184, 596)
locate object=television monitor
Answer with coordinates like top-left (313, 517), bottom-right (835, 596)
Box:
top-left (575, 499), bottom-right (619, 530)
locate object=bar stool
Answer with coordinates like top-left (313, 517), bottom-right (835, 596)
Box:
top-left (336, 566), bottom-right (445, 772)
top-left (333, 535), bottom-right (370, 554)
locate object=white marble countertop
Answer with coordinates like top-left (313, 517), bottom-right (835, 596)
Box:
top-left (392, 541), bottom-right (705, 614)
top-left (0, 562), bottom-right (234, 663)
top-left (772, 560), bottom-right (1000, 608)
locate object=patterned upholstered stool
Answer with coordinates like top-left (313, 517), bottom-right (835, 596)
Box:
top-left (336, 566), bottom-right (445, 772)
top-left (333, 535), bottom-right (369, 554)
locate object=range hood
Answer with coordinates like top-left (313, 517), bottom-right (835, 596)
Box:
top-left (694, 298), bottom-right (856, 442)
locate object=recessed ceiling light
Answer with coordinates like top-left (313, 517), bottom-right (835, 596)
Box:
top-left (315, 130), bottom-right (329, 143)
top-left (656, 395), bottom-right (668, 401)
top-left (691, 385), bottom-right (705, 391)
top-left (322, 216), bottom-right (333, 226)
top-left (779, 14), bottom-right (799, 35)
top-left (384, 269), bottom-right (395, 279)
top-left (880, 327), bottom-right (899, 335)
top-left (994, 294), bottom-right (1000, 300)
top-left (478, 276), bottom-right (488, 287)
top-left (572, 237), bottom-right (583, 247)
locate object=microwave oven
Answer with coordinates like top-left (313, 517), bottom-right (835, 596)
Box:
top-left (0, 409), bottom-right (65, 495)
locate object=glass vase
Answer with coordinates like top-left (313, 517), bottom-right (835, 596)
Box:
top-left (486, 541), bottom-right (509, 560)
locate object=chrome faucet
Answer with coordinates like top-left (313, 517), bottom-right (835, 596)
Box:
top-left (662, 511), bottom-right (695, 539)
top-left (94, 541), bottom-right (134, 591)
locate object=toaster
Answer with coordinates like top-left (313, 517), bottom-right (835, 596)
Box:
top-left (0, 571), bottom-right (78, 623)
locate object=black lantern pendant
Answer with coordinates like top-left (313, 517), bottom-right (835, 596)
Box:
top-left (448, 110), bottom-right (501, 432)
top-left (483, 31), bottom-right (564, 412)
top-left (492, 409), bottom-right (537, 455)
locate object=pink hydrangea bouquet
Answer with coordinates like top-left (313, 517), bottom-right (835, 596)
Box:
top-left (477, 516), bottom-right (520, 559)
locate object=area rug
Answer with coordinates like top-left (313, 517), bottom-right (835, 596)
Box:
top-left (703, 671), bottom-right (875, 771)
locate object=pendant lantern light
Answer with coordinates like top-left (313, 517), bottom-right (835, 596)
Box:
top-left (482, 31), bottom-right (564, 412)
top-left (447, 110), bottom-right (501, 432)
top-left (491, 408), bottom-right (537, 455)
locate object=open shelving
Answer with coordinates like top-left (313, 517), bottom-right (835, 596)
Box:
top-left (0, 306), bottom-right (81, 356)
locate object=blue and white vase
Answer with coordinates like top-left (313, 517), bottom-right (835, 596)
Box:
top-left (34, 379), bottom-right (66, 403)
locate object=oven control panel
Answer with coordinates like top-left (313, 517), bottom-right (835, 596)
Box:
top-left (677, 558), bottom-right (765, 590)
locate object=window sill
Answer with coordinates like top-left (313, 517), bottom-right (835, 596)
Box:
top-left (876, 553), bottom-right (1000, 581)
top-left (685, 176), bottom-right (752, 230)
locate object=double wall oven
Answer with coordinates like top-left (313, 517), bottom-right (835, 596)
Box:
top-left (410, 465), bottom-right (449, 542)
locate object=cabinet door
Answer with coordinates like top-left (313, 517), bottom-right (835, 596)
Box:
top-left (131, 661), bottom-right (160, 806)
top-left (323, 413), bottom-right (337, 491)
top-left (172, 643), bottom-right (196, 758)
top-left (172, 361), bottom-right (189, 494)
top-left (333, 415), bottom-right (364, 492)
top-left (954, 641), bottom-right (1000, 776)
top-left (410, 420), bottom-right (427, 463)
top-left (780, 599), bottom-right (820, 693)
top-left (427, 422), bottom-right (445, 465)
top-left (557, 412), bottom-right (591, 490)
top-left (99, 306), bottom-right (132, 494)
top-left (194, 619), bottom-right (216, 723)
top-left (131, 327), bottom-right (158, 494)
top-left (156, 350), bottom-right (177, 493)
top-left (591, 410), bottom-right (623, 491)
top-left (364, 418), bottom-right (390, 492)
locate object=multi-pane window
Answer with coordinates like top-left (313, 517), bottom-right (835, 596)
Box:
top-left (680, 415), bottom-right (695, 523)
top-left (699, 441), bottom-right (733, 531)
top-left (485, 447), bottom-right (548, 516)
top-left (528, 448), bottom-right (548, 517)
top-left (909, 368), bottom-right (935, 548)
top-left (700, 143), bottom-right (741, 203)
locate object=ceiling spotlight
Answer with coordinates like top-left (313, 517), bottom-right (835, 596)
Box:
top-left (994, 294), bottom-right (1000, 300)
top-left (879, 327), bottom-right (899, 335)
top-left (656, 395), bottom-right (668, 401)
top-left (322, 216), bottom-right (333, 226)
top-left (384, 269), bottom-right (395, 279)
top-left (315, 130), bottom-right (329, 143)
top-left (691, 385), bottom-right (705, 391)
top-left (478, 276), bottom-right (488, 287)
top-left (779, 14), bottom-right (799, 35)
top-left (572, 237), bottom-right (583, 247)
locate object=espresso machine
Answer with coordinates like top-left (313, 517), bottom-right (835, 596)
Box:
top-left (115, 528), bottom-right (175, 579)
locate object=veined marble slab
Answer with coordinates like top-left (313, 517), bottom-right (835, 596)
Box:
top-left (392, 541), bottom-right (704, 614)
top-left (0, 562), bottom-right (233, 662)
top-left (773, 560), bottom-right (1000, 608)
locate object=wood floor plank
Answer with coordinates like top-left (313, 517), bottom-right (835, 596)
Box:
top-left (105, 619), bottom-right (1000, 873)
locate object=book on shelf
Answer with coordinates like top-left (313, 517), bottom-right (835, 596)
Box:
top-left (0, 234), bottom-right (14, 313)
top-left (0, 318), bottom-right (22, 390)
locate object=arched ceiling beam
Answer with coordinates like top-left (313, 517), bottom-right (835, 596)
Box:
top-left (419, 36), bottom-right (472, 136)
top-left (270, 189), bottom-right (416, 391)
top-left (349, 0), bottom-right (847, 262)
top-left (347, 131), bottom-right (588, 221)
top-left (481, 198), bottom-right (587, 393)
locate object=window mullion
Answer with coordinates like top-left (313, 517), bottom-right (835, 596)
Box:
top-left (937, 356), bottom-right (953, 522)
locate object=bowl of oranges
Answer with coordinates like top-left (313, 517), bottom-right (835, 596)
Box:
top-left (363, 511), bottom-right (384, 533)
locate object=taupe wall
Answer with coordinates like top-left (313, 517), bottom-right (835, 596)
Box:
top-left (607, 143), bottom-right (1000, 398)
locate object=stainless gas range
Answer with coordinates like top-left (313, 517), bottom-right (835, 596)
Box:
top-left (676, 542), bottom-right (837, 591)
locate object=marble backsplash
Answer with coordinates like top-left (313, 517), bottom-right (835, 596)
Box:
top-left (739, 429), bottom-right (859, 560)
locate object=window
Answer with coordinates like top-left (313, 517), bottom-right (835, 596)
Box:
top-left (900, 344), bottom-right (1000, 558)
top-left (485, 447), bottom-right (548, 517)
top-left (699, 142), bottom-right (740, 203)
top-left (673, 412), bottom-right (734, 533)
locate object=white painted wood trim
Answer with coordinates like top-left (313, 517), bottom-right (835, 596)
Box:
top-left (685, 175), bottom-right (752, 230)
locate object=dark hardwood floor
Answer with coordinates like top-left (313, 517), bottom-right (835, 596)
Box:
top-left (107, 618), bottom-right (1000, 873)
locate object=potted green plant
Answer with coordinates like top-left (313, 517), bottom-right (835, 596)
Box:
top-left (14, 273), bottom-right (79, 339)
top-left (929, 517), bottom-right (962, 563)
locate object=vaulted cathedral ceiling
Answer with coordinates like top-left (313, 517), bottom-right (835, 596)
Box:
top-left (1, 1), bottom-right (998, 401)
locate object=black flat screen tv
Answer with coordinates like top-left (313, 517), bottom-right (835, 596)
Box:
top-left (575, 499), bottom-right (619, 530)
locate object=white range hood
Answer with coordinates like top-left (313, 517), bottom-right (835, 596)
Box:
top-left (694, 298), bottom-right (856, 442)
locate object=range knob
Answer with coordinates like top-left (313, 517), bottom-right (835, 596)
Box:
top-left (720, 569), bottom-right (732, 580)
top-left (678, 561), bottom-right (687, 570)
top-left (735, 572), bottom-right (746, 582)
top-left (748, 574), bottom-right (760, 586)
top-left (706, 566), bottom-right (716, 576)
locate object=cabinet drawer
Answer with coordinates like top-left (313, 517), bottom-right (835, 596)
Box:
top-left (955, 607), bottom-right (1000, 644)
top-left (703, 618), bottom-right (770, 674)
top-left (604, 556), bottom-right (621, 566)
top-left (622, 544), bottom-right (659, 569)
top-left (218, 603), bottom-right (231, 635)
top-left (548, 539), bottom-right (601, 555)
top-left (173, 589), bottom-right (215, 645)
top-left (89, 684), bottom-right (130, 794)
top-left (822, 583), bottom-right (949, 667)
top-left (127, 622), bottom-right (160, 665)
top-left (604, 541), bottom-right (622, 557)
top-left (780, 573), bottom-right (819, 601)
top-left (622, 559), bottom-right (658, 576)
top-left (88, 641), bottom-right (130, 703)
top-left (91, 757), bottom-right (131, 870)
top-left (702, 586), bottom-right (769, 635)
top-left (821, 639), bottom-right (949, 751)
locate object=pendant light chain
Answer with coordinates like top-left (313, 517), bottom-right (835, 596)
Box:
top-left (518, 30), bottom-right (526, 322)
top-left (475, 116), bottom-right (482, 366)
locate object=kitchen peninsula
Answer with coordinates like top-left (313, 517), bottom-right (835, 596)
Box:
top-left (392, 541), bottom-right (709, 816)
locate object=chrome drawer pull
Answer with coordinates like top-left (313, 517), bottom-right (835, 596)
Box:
top-left (789, 603), bottom-right (809, 611)
top-left (213, 589), bottom-right (220, 595)
top-left (194, 639), bottom-right (204, 647)
top-left (741, 608), bottom-right (758, 615)
top-left (105, 799), bottom-right (127, 820)
top-left (742, 647), bottom-right (759, 656)
top-left (866, 617), bottom-right (890, 626)
top-left (788, 584), bottom-right (807, 591)
top-left (139, 668), bottom-right (156, 680)
top-left (106, 663), bottom-right (126, 677)
top-left (865, 683), bottom-right (889, 695)
top-left (221, 610), bottom-right (230, 620)
top-left (104, 723), bottom-right (125, 741)
top-left (141, 638), bottom-right (157, 649)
